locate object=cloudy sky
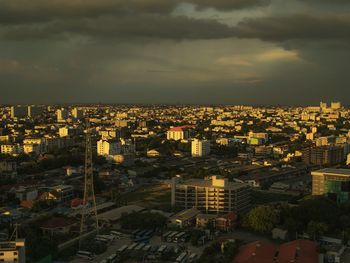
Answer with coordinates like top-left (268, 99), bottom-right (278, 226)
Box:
top-left (0, 0), bottom-right (350, 105)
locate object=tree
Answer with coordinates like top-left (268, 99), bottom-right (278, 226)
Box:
top-left (307, 221), bottom-right (328, 240)
top-left (243, 206), bottom-right (280, 234)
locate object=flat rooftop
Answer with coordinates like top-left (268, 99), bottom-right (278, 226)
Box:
top-left (312, 168), bottom-right (350, 177)
top-left (178, 177), bottom-right (247, 190)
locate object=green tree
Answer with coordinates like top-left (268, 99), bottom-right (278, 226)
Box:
top-left (307, 221), bottom-right (328, 240)
top-left (243, 206), bottom-right (280, 234)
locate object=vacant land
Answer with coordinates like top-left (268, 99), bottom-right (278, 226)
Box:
top-left (123, 184), bottom-right (172, 210)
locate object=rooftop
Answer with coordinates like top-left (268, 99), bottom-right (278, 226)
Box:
top-left (312, 168), bottom-right (350, 177)
top-left (178, 176), bottom-right (248, 190)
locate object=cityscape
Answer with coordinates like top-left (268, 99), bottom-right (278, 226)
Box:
top-left (1, 103), bottom-right (350, 263)
top-left (1, 0), bottom-right (350, 263)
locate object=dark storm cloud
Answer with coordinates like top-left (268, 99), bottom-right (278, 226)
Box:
top-left (1, 15), bottom-right (236, 41)
top-left (233, 14), bottom-right (350, 42)
top-left (3, 13), bottom-right (350, 43)
top-left (0, 0), bottom-right (179, 24)
top-left (0, 0), bottom-right (271, 25)
top-left (298, 0), bottom-right (350, 4)
top-left (188, 0), bottom-right (271, 11)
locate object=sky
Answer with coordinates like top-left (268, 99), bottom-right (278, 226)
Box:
top-left (0, 0), bottom-right (350, 105)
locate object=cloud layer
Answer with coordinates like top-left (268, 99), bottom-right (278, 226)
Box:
top-left (0, 0), bottom-right (350, 105)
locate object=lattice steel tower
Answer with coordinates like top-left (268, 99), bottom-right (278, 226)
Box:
top-left (79, 121), bottom-right (98, 246)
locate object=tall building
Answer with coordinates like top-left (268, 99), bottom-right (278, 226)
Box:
top-left (171, 176), bottom-right (251, 214)
top-left (97, 139), bottom-right (121, 156)
top-left (28, 105), bottom-right (44, 118)
top-left (191, 139), bottom-right (210, 157)
top-left (320, 101), bottom-right (327, 109)
top-left (71, 107), bottom-right (84, 119)
top-left (56, 109), bottom-right (69, 122)
top-left (302, 146), bottom-right (344, 166)
top-left (311, 168), bottom-right (350, 203)
top-left (167, 126), bottom-right (190, 141)
top-left (10, 106), bottom-right (28, 119)
top-left (0, 239), bottom-right (26, 263)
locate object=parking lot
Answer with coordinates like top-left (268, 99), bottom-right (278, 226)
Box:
top-left (70, 229), bottom-right (205, 263)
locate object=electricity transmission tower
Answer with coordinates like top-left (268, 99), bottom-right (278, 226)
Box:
top-left (79, 121), bottom-right (98, 247)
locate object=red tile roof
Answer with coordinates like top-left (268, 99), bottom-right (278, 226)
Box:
top-left (232, 240), bottom-right (318, 263)
top-left (168, 125), bottom-right (194, 132)
top-left (233, 241), bottom-right (277, 263)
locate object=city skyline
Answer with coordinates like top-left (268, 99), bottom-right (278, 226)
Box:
top-left (1, 0), bottom-right (350, 104)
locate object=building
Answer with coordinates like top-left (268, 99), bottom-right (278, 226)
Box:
top-left (0, 239), bottom-right (26, 263)
top-left (28, 105), bottom-right (44, 118)
top-left (1, 144), bottom-right (23, 156)
top-left (171, 176), bottom-right (251, 214)
top-left (331, 102), bottom-right (341, 110)
top-left (302, 146), bottom-right (344, 166)
top-left (232, 239), bottom-right (318, 263)
top-left (167, 126), bottom-right (190, 141)
top-left (56, 108), bottom-right (69, 122)
top-left (71, 107), bottom-right (84, 119)
top-left (191, 139), bottom-right (210, 157)
top-left (311, 168), bottom-right (350, 203)
top-left (23, 144), bottom-right (41, 155)
top-left (169, 207), bottom-right (200, 228)
top-left (215, 213), bottom-right (237, 232)
top-left (10, 106), bottom-right (28, 119)
top-left (97, 139), bottom-right (121, 156)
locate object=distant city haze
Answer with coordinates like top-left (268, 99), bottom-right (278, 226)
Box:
top-left (0, 0), bottom-right (350, 105)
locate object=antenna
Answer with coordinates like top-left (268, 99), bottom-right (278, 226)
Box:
top-left (79, 120), bottom-right (98, 247)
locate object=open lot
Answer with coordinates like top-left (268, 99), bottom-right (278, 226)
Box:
top-left (123, 184), bottom-right (171, 210)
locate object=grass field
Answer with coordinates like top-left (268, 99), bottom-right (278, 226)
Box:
top-left (123, 184), bottom-right (172, 210)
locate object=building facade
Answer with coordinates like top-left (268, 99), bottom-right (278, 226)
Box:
top-left (0, 239), bottom-right (26, 263)
top-left (191, 139), bottom-right (210, 157)
top-left (167, 126), bottom-right (190, 141)
top-left (97, 139), bottom-right (121, 156)
top-left (311, 168), bottom-right (350, 203)
top-left (302, 146), bottom-right (344, 166)
top-left (171, 176), bottom-right (251, 214)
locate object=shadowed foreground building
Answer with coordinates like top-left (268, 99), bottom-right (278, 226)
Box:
top-left (232, 239), bottom-right (318, 263)
top-left (171, 176), bottom-right (251, 214)
top-left (0, 239), bottom-right (26, 263)
top-left (311, 168), bottom-right (350, 203)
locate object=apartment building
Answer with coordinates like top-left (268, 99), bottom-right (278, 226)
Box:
top-left (171, 176), bottom-right (251, 214)
top-left (311, 168), bottom-right (350, 203)
top-left (167, 126), bottom-right (190, 141)
top-left (191, 139), bottom-right (210, 157)
top-left (302, 146), bottom-right (344, 166)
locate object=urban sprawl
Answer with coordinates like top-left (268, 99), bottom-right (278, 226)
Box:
top-left (1, 102), bottom-right (350, 263)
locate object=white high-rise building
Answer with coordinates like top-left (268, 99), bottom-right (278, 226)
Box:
top-left (97, 139), bottom-right (121, 156)
top-left (56, 109), bottom-right (69, 122)
top-left (191, 139), bottom-right (210, 157)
